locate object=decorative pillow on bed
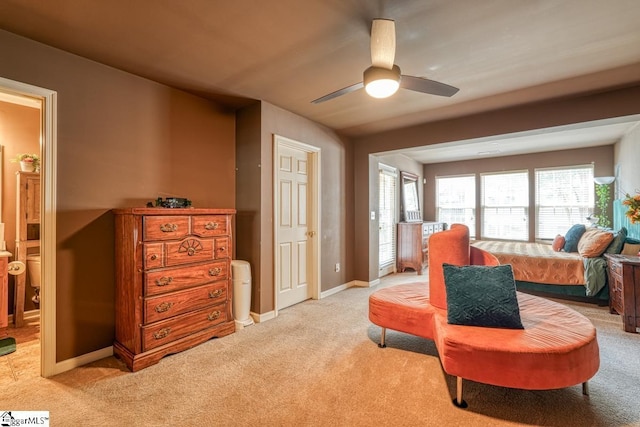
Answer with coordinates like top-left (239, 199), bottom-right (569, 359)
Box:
top-left (605, 227), bottom-right (628, 254)
top-left (621, 243), bottom-right (640, 256)
top-left (577, 228), bottom-right (614, 257)
top-left (552, 234), bottom-right (565, 252)
top-left (442, 264), bottom-right (524, 329)
top-left (563, 224), bottom-right (586, 252)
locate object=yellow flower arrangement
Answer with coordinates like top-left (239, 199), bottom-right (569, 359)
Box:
top-left (623, 193), bottom-right (640, 224)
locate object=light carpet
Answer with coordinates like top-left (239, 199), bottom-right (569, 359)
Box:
top-left (0, 273), bottom-right (638, 426)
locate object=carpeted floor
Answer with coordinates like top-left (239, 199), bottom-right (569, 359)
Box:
top-left (0, 273), bottom-right (639, 426)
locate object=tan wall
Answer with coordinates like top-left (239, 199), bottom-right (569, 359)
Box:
top-left (0, 30), bottom-right (236, 361)
top-left (614, 124), bottom-right (640, 200)
top-left (0, 101), bottom-right (41, 312)
top-left (353, 84), bottom-right (640, 282)
top-left (423, 145), bottom-right (614, 240)
top-left (236, 101), bottom-right (354, 314)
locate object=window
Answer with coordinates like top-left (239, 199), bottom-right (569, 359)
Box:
top-left (436, 175), bottom-right (476, 238)
top-left (535, 165), bottom-right (594, 240)
top-left (378, 164), bottom-right (397, 274)
top-left (481, 171), bottom-right (529, 241)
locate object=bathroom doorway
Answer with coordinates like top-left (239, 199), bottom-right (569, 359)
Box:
top-left (0, 77), bottom-right (57, 378)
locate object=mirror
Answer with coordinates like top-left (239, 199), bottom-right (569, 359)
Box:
top-left (400, 171), bottom-right (421, 222)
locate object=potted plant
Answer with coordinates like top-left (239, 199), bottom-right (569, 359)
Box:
top-left (12, 153), bottom-right (40, 173)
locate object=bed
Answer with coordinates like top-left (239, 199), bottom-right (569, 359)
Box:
top-left (470, 240), bottom-right (609, 302)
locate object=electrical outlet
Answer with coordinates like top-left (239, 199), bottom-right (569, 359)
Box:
top-left (335, 263), bottom-right (340, 272)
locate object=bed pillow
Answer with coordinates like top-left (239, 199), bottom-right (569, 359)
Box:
top-left (605, 227), bottom-right (628, 254)
top-left (577, 228), bottom-right (614, 258)
top-left (442, 263), bottom-right (524, 329)
top-left (563, 224), bottom-right (586, 252)
top-left (621, 243), bottom-right (640, 256)
top-left (552, 234), bottom-right (565, 252)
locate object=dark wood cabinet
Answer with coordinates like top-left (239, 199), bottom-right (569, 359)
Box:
top-left (604, 253), bottom-right (640, 333)
top-left (113, 208), bottom-right (236, 371)
top-left (397, 221), bottom-right (446, 275)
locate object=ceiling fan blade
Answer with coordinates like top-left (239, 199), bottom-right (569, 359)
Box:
top-left (400, 75), bottom-right (460, 97)
top-left (311, 82), bottom-right (364, 104)
top-left (371, 19), bottom-right (395, 69)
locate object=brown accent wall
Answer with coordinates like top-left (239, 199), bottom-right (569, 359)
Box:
top-left (423, 145), bottom-right (614, 240)
top-left (353, 85), bottom-right (640, 282)
top-left (236, 101), bottom-right (354, 315)
top-left (0, 101), bottom-right (41, 312)
top-left (0, 30), bottom-right (236, 361)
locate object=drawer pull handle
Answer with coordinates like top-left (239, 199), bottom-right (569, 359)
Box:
top-left (209, 267), bottom-right (222, 276)
top-left (209, 289), bottom-right (223, 298)
top-left (150, 254), bottom-right (158, 261)
top-left (160, 223), bottom-right (178, 233)
top-left (217, 247), bottom-right (226, 253)
top-left (154, 302), bottom-right (174, 313)
top-left (153, 328), bottom-right (171, 339)
top-left (205, 222), bottom-right (219, 230)
top-left (156, 276), bottom-right (173, 287)
top-left (208, 311), bottom-right (221, 321)
top-left (179, 239), bottom-right (203, 256)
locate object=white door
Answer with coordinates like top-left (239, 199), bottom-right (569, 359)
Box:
top-left (274, 136), bottom-right (319, 310)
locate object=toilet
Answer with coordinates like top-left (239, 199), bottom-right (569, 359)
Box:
top-left (26, 254), bottom-right (41, 304)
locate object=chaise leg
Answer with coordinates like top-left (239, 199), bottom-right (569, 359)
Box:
top-left (453, 376), bottom-right (468, 408)
top-left (582, 381), bottom-right (589, 396)
top-left (378, 328), bottom-right (387, 348)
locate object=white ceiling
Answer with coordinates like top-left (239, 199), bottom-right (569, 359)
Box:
top-left (0, 0), bottom-right (639, 162)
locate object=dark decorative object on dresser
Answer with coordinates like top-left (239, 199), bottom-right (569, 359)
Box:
top-left (604, 253), bottom-right (640, 333)
top-left (113, 208), bottom-right (236, 371)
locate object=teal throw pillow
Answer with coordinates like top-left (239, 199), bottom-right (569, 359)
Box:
top-left (563, 224), bottom-right (586, 252)
top-left (443, 264), bottom-right (524, 329)
top-left (605, 227), bottom-right (627, 254)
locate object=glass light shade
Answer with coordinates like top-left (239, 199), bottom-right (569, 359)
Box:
top-left (363, 65), bottom-right (401, 99)
top-left (594, 176), bottom-right (615, 185)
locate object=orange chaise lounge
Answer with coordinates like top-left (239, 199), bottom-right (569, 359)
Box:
top-left (369, 224), bottom-right (600, 407)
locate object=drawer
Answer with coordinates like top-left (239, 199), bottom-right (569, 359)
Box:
top-left (609, 261), bottom-right (622, 277)
top-left (145, 260), bottom-right (228, 296)
top-left (192, 215), bottom-right (228, 237)
top-left (144, 281), bottom-right (228, 323)
top-left (144, 243), bottom-right (165, 269)
top-left (142, 304), bottom-right (228, 351)
top-left (144, 216), bottom-right (190, 241)
top-left (215, 237), bottom-right (230, 259)
top-left (165, 237), bottom-right (215, 266)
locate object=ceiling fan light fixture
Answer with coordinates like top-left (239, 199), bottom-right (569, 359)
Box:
top-left (364, 65), bottom-right (401, 98)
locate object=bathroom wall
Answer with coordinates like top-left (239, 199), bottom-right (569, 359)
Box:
top-left (0, 100), bottom-right (41, 313)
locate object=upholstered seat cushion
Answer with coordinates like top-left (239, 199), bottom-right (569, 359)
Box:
top-left (435, 292), bottom-right (599, 390)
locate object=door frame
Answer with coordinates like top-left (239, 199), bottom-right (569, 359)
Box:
top-left (0, 77), bottom-right (57, 377)
top-left (272, 134), bottom-right (321, 315)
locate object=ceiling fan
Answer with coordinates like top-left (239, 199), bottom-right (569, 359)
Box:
top-left (312, 19), bottom-right (459, 104)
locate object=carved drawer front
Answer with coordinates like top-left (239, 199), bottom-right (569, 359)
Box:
top-left (145, 260), bottom-right (228, 296)
top-left (609, 262), bottom-right (622, 280)
top-left (165, 237), bottom-right (214, 266)
top-left (144, 282), bottom-right (228, 323)
top-left (142, 305), bottom-right (228, 351)
top-left (214, 237), bottom-right (230, 259)
top-left (192, 215), bottom-right (228, 237)
top-left (144, 243), bottom-right (165, 269)
top-left (144, 216), bottom-right (190, 241)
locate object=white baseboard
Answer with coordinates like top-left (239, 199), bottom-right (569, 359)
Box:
top-left (251, 310), bottom-right (275, 323)
top-left (353, 279), bottom-right (380, 288)
top-left (320, 282), bottom-right (353, 298)
top-left (53, 346), bottom-right (114, 376)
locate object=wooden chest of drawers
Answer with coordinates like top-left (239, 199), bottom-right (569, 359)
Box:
top-left (397, 221), bottom-right (446, 275)
top-left (604, 253), bottom-right (640, 333)
top-left (113, 208), bottom-right (236, 371)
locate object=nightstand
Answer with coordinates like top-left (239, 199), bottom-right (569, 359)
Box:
top-left (604, 253), bottom-right (640, 333)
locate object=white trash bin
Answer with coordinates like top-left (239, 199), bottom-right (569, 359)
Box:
top-left (231, 260), bottom-right (254, 329)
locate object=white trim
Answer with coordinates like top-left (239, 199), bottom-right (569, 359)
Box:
top-left (320, 282), bottom-right (354, 298)
top-left (272, 135), bottom-right (321, 316)
top-left (0, 78), bottom-right (57, 378)
top-left (250, 310), bottom-right (276, 323)
top-left (353, 279), bottom-right (380, 288)
top-left (55, 346), bottom-right (113, 373)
